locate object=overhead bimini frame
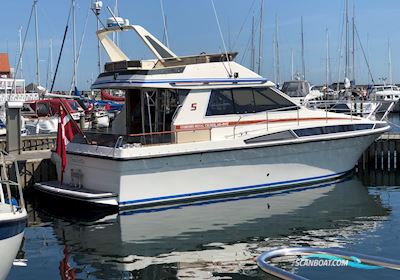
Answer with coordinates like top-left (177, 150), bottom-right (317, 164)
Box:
top-left (97, 25), bottom-right (179, 62)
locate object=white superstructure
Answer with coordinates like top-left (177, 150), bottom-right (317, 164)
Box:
top-left (35, 22), bottom-right (390, 209)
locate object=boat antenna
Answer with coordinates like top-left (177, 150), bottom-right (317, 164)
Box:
top-left (91, 1), bottom-right (106, 74)
top-left (13, 3), bottom-right (35, 95)
top-left (211, 0), bottom-right (233, 77)
top-left (34, 0), bottom-right (40, 86)
top-left (50, 3), bottom-right (73, 92)
top-left (160, 0), bottom-right (170, 48)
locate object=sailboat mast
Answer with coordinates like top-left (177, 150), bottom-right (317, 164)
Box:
top-left (72, 0), bottom-right (77, 89)
top-left (388, 39), bottom-right (392, 84)
top-left (301, 16), bottom-right (305, 80)
top-left (34, 0), bottom-right (40, 85)
top-left (258, 0), bottom-right (264, 75)
top-left (18, 26), bottom-right (23, 79)
top-left (326, 28), bottom-right (329, 86)
top-left (291, 48), bottom-right (294, 80)
top-left (275, 15), bottom-right (280, 85)
top-left (160, 0), bottom-right (170, 48)
top-left (46, 39), bottom-right (53, 89)
top-left (251, 16), bottom-right (255, 71)
top-left (352, 3), bottom-right (355, 83)
top-left (344, 0), bottom-right (349, 79)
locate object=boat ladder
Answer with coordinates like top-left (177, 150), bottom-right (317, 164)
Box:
top-left (0, 151), bottom-right (25, 213)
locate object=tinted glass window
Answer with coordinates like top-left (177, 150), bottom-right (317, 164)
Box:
top-left (207, 87), bottom-right (297, 116)
top-left (206, 89), bottom-right (235, 116)
top-left (36, 102), bottom-right (51, 117)
top-left (232, 88), bottom-right (255, 114)
top-left (253, 87), bottom-right (296, 112)
top-left (294, 124), bottom-right (373, 137)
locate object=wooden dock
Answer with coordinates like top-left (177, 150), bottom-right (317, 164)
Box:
top-left (1, 135), bottom-right (57, 188)
top-left (358, 133), bottom-right (400, 171)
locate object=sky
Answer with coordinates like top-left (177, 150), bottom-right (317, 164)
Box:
top-left (0, 0), bottom-right (399, 90)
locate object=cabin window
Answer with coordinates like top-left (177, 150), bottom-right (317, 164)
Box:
top-left (206, 87), bottom-right (297, 116)
top-left (206, 89), bottom-right (235, 115)
top-left (245, 130), bottom-right (296, 144)
top-left (36, 102), bottom-right (51, 117)
top-left (232, 88), bottom-right (255, 114)
top-left (253, 87), bottom-right (297, 112)
top-left (293, 124), bottom-right (374, 137)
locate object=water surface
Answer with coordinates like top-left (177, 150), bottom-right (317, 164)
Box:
top-left (7, 172), bottom-right (400, 279)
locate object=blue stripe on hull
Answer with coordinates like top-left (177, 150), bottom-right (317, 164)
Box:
top-left (119, 171), bottom-right (348, 207)
top-left (0, 218), bottom-right (26, 241)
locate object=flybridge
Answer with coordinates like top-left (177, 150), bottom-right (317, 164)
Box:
top-left (97, 25), bottom-right (238, 71)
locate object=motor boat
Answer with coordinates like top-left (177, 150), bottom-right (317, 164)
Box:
top-left (0, 156), bottom-right (27, 280)
top-left (34, 21), bottom-right (390, 209)
top-left (369, 85), bottom-right (400, 113)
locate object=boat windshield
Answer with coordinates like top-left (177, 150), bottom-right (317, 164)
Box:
top-left (281, 82), bottom-right (309, 97)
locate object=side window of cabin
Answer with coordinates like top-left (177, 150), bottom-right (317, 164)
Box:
top-left (177, 89), bottom-right (190, 105)
top-left (231, 88), bottom-right (255, 114)
top-left (206, 89), bottom-right (235, 116)
top-left (253, 87), bottom-right (296, 112)
top-left (207, 87), bottom-right (297, 116)
top-left (36, 102), bottom-right (51, 117)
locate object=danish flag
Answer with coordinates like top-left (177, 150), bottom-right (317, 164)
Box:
top-left (56, 100), bottom-right (81, 184)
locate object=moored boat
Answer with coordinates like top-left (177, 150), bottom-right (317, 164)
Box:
top-left (35, 21), bottom-right (390, 209)
top-left (0, 155), bottom-right (27, 280)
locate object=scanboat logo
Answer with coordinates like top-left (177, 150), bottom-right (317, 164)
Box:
top-left (294, 253), bottom-right (383, 270)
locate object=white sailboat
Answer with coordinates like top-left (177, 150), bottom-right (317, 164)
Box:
top-left (35, 19), bottom-right (389, 209)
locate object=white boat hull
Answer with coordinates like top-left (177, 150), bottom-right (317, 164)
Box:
top-left (0, 232), bottom-right (24, 280)
top-left (0, 208), bottom-right (26, 280)
top-left (41, 133), bottom-right (379, 209)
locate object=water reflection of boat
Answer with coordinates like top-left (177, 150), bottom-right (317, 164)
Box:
top-left (36, 176), bottom-right (389, 279)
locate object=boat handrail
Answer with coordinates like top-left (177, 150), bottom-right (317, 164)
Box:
top-left (257, 247), bottom-right (400, 280)
top-left (0, 151), bottom-right (25, 213)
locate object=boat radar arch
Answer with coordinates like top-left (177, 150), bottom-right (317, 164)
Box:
top-left (97, 24), bottom-right (178, 63)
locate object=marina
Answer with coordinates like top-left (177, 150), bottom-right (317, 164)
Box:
top-left (0, 0), bottom-right (400, 279)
